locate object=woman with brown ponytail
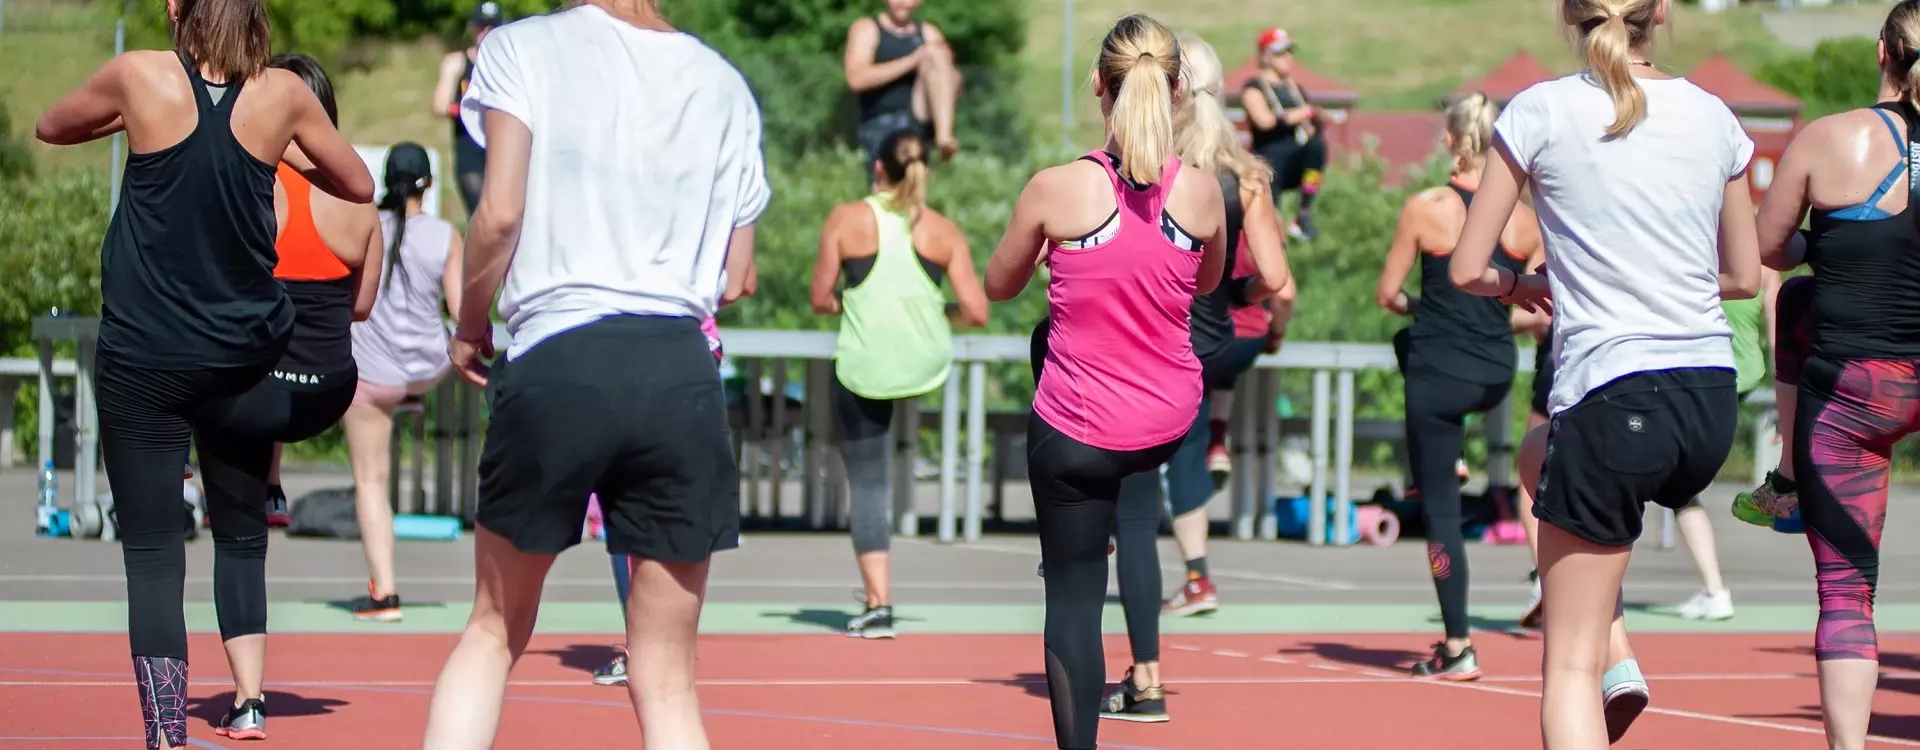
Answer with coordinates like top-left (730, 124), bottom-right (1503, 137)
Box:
top-left (1445, 1), bottom-right (1760, 747)
top-left (809, 128), bottom-right (988, 640)
top-left (984, 13), bottom-right (1228, 749)
top-left (1752, 4), bottom-right (1920, 747)
top-left (1377, 91), bottom-right (1542, 682)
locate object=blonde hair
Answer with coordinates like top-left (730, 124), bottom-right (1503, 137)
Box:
top-left (1880, 1), bottom-right (1920, 107)
top-left (875, 129), bottom-right (929, 216)
top-left (1175, 33), bottom-right (1273, 188)
top-left (1565, 0), bottom-right (1658, 139)
top-left (1098, 14), bottom-right (1182, 185)
top-left (1444, 92), bottom-right (1500, 173)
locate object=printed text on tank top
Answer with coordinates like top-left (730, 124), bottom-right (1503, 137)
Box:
top-left (1032, 151), bottom-right (1204, 452)
top-left (98, 50), bottom-right (291, 370)
top-left (1803, 101), bottom-right (1920, 360)
top-left (272, 165), bottom-right (356, 383)
top-left (1405, 182), bottom-right (1527, 385)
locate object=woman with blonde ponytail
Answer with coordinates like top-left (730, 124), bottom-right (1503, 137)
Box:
top-left (982, 13), bottom-right (1228, 748)
top-left (810, 128), bottom-right (988, 640)
top-left (1376, 92), bottom-right (1543, 682)
top-left (1749, 3), bottom-right (1920, 746)
top-left (1446, 0), bottom-right (1761, 746)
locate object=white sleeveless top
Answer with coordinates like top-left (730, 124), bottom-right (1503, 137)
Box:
top-left (352, 212), bottom-right (456, 387)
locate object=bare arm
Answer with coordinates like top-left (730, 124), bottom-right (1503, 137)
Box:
top-left (36, 56), bottom-right (129, 145)
top-left (723, 226), bottom-right (757, 307)
top-left (1240, 87), bottom-right (1279, 131)
top-left (441, 230), bottom-right (465, 318)
top-left (985, 173), bottom-right (1055, 301)
top-left (1761, 266), bottom-right (1781, 362)
top-left (350, 210), bottom-right (382, 321)
top-left (1449, 137), bottom-right (1534, 301)
top-left (844, 18), bottom-right (923, 92)
top-left (455, 109), bottom-right (530, 342)
top-left (938, 216), bottom-right (990, 328)
top-left (1718, 174), bottom-right (1762, 300)
top-left (810, 205), bottom-right (851, 315)
top-left (1756, 136), bottom-right (1813, 272)
top-left (1377, 194), bottom-right (1425, 315)
top-left (285, 80), bottom-right (374, 204)
top-left (1237, 181), bottom-right (1292, 301)
top-left (432, 53), bottom-right (467, 118)
top-left (1195, 182), bottom-right (1229, 297)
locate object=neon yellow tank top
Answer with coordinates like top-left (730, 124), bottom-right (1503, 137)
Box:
top-left (833, 195), bottom-right (953, 399)
top-left (1723, 298), bottom-right (1766, 395)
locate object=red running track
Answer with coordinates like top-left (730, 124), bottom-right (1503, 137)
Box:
top-left (3, 632), bottom-right (1920, 748)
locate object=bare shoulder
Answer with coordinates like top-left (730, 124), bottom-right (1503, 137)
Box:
top-left (1802, 107), bottom-right (1893, 148)
top-left (443, 50), bottom-right (468, 68)
top-left (847, 15), bottom-right (877, 37)
top-left (918, 206), bottom-right (959, 235)
top-left (826, 201), bottom-right (869, 229)
top-left (920, 21), bottom-right (947, 43)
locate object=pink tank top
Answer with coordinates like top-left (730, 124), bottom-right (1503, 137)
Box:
top-left (1031, 152), bottom-right (1204, 451)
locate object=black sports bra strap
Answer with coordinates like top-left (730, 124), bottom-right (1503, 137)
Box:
top-left (1446, 182), bottom-right (1474, 208)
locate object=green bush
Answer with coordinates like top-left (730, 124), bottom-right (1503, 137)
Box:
top-left (1758, 36), bottom-right (1881, 120)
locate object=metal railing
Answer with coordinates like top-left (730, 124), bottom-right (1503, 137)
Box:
top-left (19, 316), bottom-right (1778, 547)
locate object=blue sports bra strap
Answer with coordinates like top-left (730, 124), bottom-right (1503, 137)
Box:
top-left (1873, 106), bottom-right (1904, 149)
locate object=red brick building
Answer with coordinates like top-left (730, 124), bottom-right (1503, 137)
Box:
top-left (1685, 55), bottom-right (1803, 200)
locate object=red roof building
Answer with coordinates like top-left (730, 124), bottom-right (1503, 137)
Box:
top-left (1332, 112), bottom-right (1446, 186)
top-left (1687, 55), bottom-right (1803, 198)
top-left (1446, 51), bottom-right (1556, 106)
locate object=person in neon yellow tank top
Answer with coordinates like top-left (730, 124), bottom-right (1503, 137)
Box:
top-left (810, 129), bottom-right (989, 638)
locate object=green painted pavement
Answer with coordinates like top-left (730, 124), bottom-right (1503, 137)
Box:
top-left (7, 601), bottom-right (1920, 635)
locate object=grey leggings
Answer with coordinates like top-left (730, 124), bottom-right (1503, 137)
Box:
top-left (834, 375), bottom-right (899, 555)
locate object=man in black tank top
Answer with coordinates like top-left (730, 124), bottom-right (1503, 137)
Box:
top-left (844, 1), bottom-right (964, 178)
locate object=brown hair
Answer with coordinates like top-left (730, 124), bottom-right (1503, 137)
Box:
top-left (1564, 0), bottom-right (1657, 139)
top-left (1098, 14), bottom-right (1181, 185)
top-left (876, 129), bottom-right (929, 216)
top-left (172, 0), bottom-right (271, 85)
top-left (1444, 92), bottom-right (1500, 173)
top-left (1881, 1), bottom-right (1920, 107)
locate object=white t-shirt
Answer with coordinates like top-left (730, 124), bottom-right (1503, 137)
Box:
top-left (1495, 73), bottom-right (1753, 414)
top-left (460, 5), bottom-right (771, 359)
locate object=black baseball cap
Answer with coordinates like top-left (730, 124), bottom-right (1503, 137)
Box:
top-left (384, 142), bottom-right (434, 194)
top-left (470, 1), bottom-right (505, 28)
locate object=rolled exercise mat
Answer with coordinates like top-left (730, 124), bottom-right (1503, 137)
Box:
top-left (1273, 496), bottom-right (1360, 542)
top-left (393, 514), bottom-right (463, 541)
top-left (1356, 504), bottom-right (1400, 546)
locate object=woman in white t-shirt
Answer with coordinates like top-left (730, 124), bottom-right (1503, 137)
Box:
top-left (1444, 1), bottom-right (1761, 747)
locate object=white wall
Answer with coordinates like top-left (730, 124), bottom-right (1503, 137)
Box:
top-left (354, 145), bottom-right (443, 218)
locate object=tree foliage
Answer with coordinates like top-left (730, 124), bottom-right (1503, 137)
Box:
top-left (1758, 36), bottom-right (1881, 120)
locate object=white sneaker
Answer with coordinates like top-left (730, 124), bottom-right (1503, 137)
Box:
top-left (1520, 574), bottom-right (1544, 629)
top-left (1676, 590), bottom-right (1734, 621)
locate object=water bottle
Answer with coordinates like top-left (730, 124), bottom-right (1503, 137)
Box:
top-left (36, 459), bottom-right (58, 536)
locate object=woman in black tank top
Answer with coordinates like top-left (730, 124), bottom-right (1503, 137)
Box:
top-left (36, 2), bottom-right (371, 745)
top-left (1374, 93), bottom-right (1542, 682)
top-left (1751, 7), bottom-right (1920, 743)
top-left (434, 1), bottom-right (505, 216)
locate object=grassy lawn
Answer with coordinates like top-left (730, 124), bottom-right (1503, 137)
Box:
top-left (1023, 0), bottom-right (1793, 143)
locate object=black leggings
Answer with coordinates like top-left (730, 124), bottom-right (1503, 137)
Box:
top-left (99, 354), bottom-right (278, 661)
top-left (198, 367), bottom-right (357, 640)
top-left (1030, 416), bottom-right (1180, 749)
top-left (1403, 366), bottom-right (1511, 640)
top-left (832, 373), bottom-right (904, 556)
top-left (1262, 135), bottom-right (1328, 211)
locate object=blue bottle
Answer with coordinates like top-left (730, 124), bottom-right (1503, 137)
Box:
top-left (36, 459), bottom-right (59, 536)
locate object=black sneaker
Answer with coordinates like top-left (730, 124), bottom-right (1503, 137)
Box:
top-left (1290, 212), bottom-right (1320, 242)
top-left (1410, 643), bottom-right (1482, 681)
top-left (845, 606), bottom-right (895, 639)
top-left (1100, 669), bottom-right (1169, 723)
top-left (352, 581), bottom-right (403, 622)
top-left (592, 645), bottom-right (628, 686)
top-left (214, 698), bottom-right (267, 740)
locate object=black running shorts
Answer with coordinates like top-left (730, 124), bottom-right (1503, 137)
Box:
top-left (476, 315), bottom-right (740, 561)
top-left (1532, 367), bottom-right (1738, 547)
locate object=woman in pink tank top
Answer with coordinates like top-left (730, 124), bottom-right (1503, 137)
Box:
top-left (980, 14), bottom-right (1228, 749)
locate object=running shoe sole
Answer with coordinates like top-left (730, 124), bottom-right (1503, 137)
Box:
top-left (1099, 712), bottom-right (1170, 723)
top-left (1164, 600), bottom-right (1218, 617)
top-left (592, 674), bottom-right (628, 686)
top-left (215, 727), bottom-right (267, 741)
top-left (354, 610), bottom-right (403, 623)
top-left (1730, 495), bottom-right (1775, 526)
top-left (1604, 685), bottom-right (1649, 743)
top-left (1414, 668), bottom-right (1482, 682)
top-left (848, 627), bottom-right (896, 640)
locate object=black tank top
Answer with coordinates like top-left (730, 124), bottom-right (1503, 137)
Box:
top-left (1404, 183), bottom-right (1525, 385)
top-left (1188, 170), bottom-right (1244, 362)
top-left (452, 52), bottom-right (479, 148)
top-left (1802, 101), bottom-right (1920, 360)
top-left (857, 18), bottom-right (922, 123)
top-left (99, 52), bottom-right (292, 369)
top-left (1243, 78), bottom-right (1305, 161)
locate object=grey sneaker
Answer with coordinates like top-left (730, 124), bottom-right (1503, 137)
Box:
top-left (215, 698), bottom-right (267, 741)
top-left (1410, 643), bottom-right (1482, 681)
top-left (1602, 659), bottom-right (1650, 744)
top-left (592, 646), bottom-right (628, 686)
top-left (845, 606), bottom-right (895, 639)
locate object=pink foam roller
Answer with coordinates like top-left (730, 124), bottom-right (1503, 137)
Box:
top-left (1357, 505), bottom-right (1400, 547)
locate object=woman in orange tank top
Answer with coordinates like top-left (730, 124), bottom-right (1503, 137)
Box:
top-left (194, 53), bottom-right (382, 741)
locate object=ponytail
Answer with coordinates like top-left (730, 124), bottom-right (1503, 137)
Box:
top-left (1097, 14), bottom-right (1181, 185)
top-left (1879, 1), bottom-right (1920, 109)
top-left (1444, 92), bottom-right (1500, 173)
top-left (377, 142), bottom-right (434, 290)
top-left (378, 180), bottom-right (409, 290)
top-left (876, 130), bottom-right (929, 216)
top-left (1568, 0), bottom-right (1656, 139)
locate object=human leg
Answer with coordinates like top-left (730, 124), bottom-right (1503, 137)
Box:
top-left (1403, 371), bottom-right (1505, 675)
top-left (1673, 499), bottom-right (1734, 620)
top-left (1291, 134), bottom-right (1328, 238)
top-left (343, 388), bottom-right (403, 618)
top-left (912, 39), bottom-right (963, 159)
top-left (1030, 417), bottom-right (1128, 750)
top-left (1537, 522), bottom-right (1634, 750)
top-left (197, 424), bottom-right (276, 736)
top-left (833, 374), bottom-right (897, 635)
top-left (1737, 274), bottom-right (1815, 523)
top-left (1109, 469), bottom-right (1165, 718)
top-left (421, 528), bottom-right (559, 749)
top-left (1163, 392), bottom-right (1219, 617)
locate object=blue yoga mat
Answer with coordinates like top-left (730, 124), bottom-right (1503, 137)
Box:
top-left (393, 514), bottom-right (462, 541)
top-left (1270, 496), bottom-right (1360, 542)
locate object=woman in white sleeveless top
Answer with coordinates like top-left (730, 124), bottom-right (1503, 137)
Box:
top-left (342, 142), bottom-right (463, 622)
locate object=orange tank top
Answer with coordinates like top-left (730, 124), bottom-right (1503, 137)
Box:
top-left (274, 163), bottom-right (352, 281)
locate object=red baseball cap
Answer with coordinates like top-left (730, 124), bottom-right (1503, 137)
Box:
top-left (1258, 27), bottom-right (1295, 55)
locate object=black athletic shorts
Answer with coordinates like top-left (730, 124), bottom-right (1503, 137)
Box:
top-left (199, 366), bottom-right (357, 444)
top-left (1532, 367), bottom-right (1738, 547)
top-left (1531, 339), bottom-right (1555, 417)
top-left (476, 314), bottom-right (739, 561)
